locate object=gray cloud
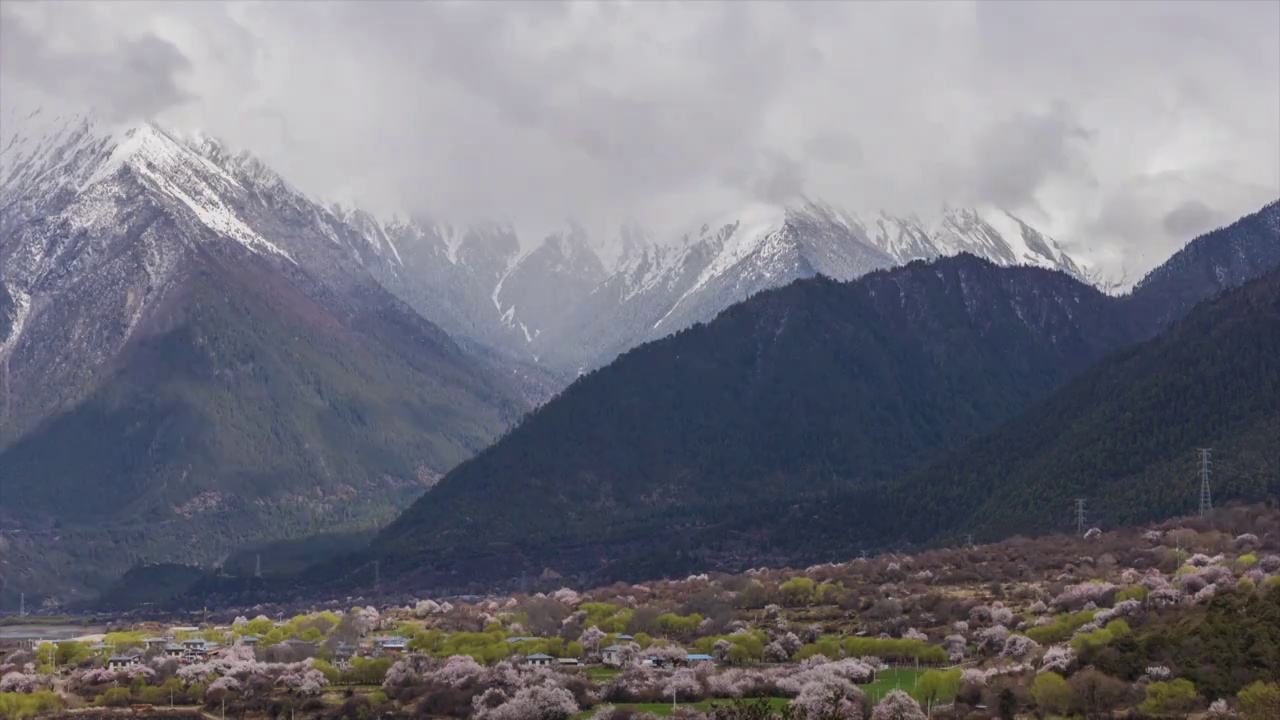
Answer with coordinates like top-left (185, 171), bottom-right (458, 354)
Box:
top-left (1161, 200), bottom-right (1227, 239)
top-left (0, 5), bottom-right (192, 121)
top-left (970, 103), bottom-right (1094, 214)
top-left (0, 0), bottom-right (1276, 280)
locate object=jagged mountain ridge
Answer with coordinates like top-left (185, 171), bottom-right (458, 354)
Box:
top-left (0, 109), bottom-right (531, 603)
top-left (357, 200), bottom-right (1279, 594)
top-left (547, 200), bottom-right (1090, 369)
top-left (2, 107), bottom-right (1093, 378)
top-left (361, 197), bottom-right (1094, 371)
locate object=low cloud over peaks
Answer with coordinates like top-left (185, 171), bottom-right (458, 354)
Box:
top-left (1, 0), bottom-right (1276, 279)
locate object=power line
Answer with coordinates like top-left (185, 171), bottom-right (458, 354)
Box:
top-left (1198, 448), bottom-right (1213, 516)
top-left (1075, 499), bottom-right (1087, 535)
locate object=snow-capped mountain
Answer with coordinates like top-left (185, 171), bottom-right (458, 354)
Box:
top-left (1, 108), bottom-right (1092, 385)
top-left (521, 199), bottom-right (1090, 369)
top-left (0, 108), bottom-right (537, 601)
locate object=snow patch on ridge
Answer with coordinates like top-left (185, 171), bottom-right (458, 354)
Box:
top-left (117, 125), bottom-right (295, 262)
top-left (979, 206), bottom-right (1034, 263)
top-left (0, 288), bottom-right (31, 360)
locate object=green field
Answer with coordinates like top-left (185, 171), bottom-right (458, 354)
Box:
top-left (859, 668), bottom-right (928, 704)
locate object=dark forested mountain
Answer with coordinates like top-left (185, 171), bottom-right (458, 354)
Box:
top-left (366, 257), bottom-right (1133, 590)
top-left (764, 265), bottom-right (1280, 559)
top-left (1128, 200), bottom-right (1280, 330)
top-left (895, 266), bottom-right (1280, 542)
top-left (0, 113), bottom-right (528, 603)
top-left (361, 201), bottom-right (1279, 593)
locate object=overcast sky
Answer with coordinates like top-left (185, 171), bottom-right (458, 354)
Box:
top-left (2, 0), bottom-right (1277, 279)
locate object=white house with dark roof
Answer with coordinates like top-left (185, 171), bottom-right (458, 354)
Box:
top-left (108, 655), bottom-right (140, 670)
top-left (525, 653), bottom-right (554, 667)
top-left (602, 644), bottom-right (629, 667)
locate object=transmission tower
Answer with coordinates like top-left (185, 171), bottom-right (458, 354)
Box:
top-left (1075, 499), bottom-right (1087, 535)
top-left (19, 593), bottom-right (25, 618)
top-left (1198, 448), bottom-right (1213, 516)
top-left (254, 554), bottom-right (262, 579)
top-left (373, 560), bottom-right (380, 591)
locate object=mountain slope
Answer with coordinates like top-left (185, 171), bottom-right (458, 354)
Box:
top-left (0, 111), bottom-right (527, 602)
top-left (1127, 200), bottom-right (1280, 329)
top-left (361, 201), bottom-right (1278, 592)
top-left (766, 267), bottom-right (1280, 557)
top-left (368, 256), bottom-right (1135, 587)
top-left (890, 267), bottom-right (1280, 543)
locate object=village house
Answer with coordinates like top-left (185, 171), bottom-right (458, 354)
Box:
top-left (331, 641), bottom-right (355, 664)
top-left (181, 639), bottom-right (221, 660)
top-left (164, 643), bottom-right (185, 658)
top-left (601, 644), bottom-right (628, 667)
top-left (143, 637), bottom-right (169, 651)
top-left (524, 653), bottom-right (554, 667)
top-left (108, 655), bottom-right (140, 670)
top-left (556, 658), bottom-right (580, 667)
top-left (369, 635), bottom-right (407, 654)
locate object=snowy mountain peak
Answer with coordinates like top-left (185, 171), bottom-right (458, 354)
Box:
top-left (3, 107), bottom-right (1096, 378)
top-left (2, 111), bottom-right (297, 262)
top-left (929, 205), bottom-right (1085, 280)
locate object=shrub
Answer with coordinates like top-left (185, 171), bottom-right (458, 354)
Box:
top-left (840, 637), bottom-right (947, 664)
top-left (1070, 619), bottom-right (1130, 651)
top-left (1238, 681), bottom-right (1280, 720)
top-left (0, 690), bottom-right (63, 719)
top-left (914, 669), bottom-right (961, 706)
top-left (1140, 679), bottom-right (1199, 716)
top-left (1031, 672), bottom-right (1073, 716)
top-left (1116, 586), bottom-right (1149, 603)
top-left (97, 687), bottom-right (133, 707)
top-left (1027, 609), bottom-right (1099, 644)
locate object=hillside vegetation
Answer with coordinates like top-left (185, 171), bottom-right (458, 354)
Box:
top-left (8, 506), bottom-right (1280, 720)
top-left (0, 251), bottom-right (525, 602)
